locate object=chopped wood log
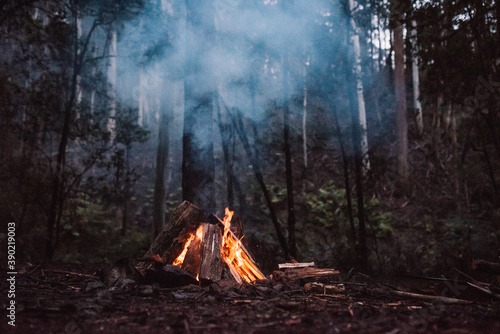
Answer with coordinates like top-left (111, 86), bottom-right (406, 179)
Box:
top-left (136, 201), bottom-right (207, 272)
top-left (279, 262), bottom-right (315, 269)
top-left (282, 267), bottom-right (340, 280)
top-left (199, 222), bottom-right (223, 285)
top-left (472, 259), bottom-right (500, 275)
top-left (180, 225), bottom-right (203, 278)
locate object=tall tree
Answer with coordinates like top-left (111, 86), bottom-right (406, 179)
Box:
top-left (391, 0), bottom-right (409, 188)
top-left (153, 107), bottom-right (169, 238)
top-left (282, 57), bottom-right (297, 259)
top-left (410, 19), bottom-right (423, 135)
top-left (349, 0), bottom-right (370, 171)
top-left (345, 0), bottom-right (368, 269)
top-left (43, 0), bottom-right (144, 259)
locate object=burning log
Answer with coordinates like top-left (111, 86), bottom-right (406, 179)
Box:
top-left (219, 208), bottom-right (265, 284)
top-left (199, 221), bottom-right (223, 285)
top-left (136, 201), bottom-right (264, 287)
top-left (137, 201), bottom-right (206, 272)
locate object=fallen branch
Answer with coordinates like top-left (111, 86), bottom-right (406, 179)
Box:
top-left (43, 269), bottom-right (96, 279)
top-left (466, 282), bottom-right (500, 300)
top-left (387, 286), bottom-right (473, 304)
top-left (472, 260), bottom-right (500, 275)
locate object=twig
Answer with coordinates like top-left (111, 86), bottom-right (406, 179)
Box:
top-left (386, 285), bottom-right (473, 304)
top-left (43, 269), bottom-right (96, 279)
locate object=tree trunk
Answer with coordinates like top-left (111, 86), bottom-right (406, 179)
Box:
top-left (182, 0), bottom-right (216, 213)
top-left (215, 96), bottom-right (235, 209)
top-left (410, 19), bottom-right (423, 135)
top-left (283, 62), bottom-right (297, 259)
top-left (153, 110), bottom-right (169, 238)
top-left (392, 1), bottom-right (409, 188)
top-left (107, 24), bottom-right (117, 141)
top-left (331, 104), bottom-right (356, 250)
top-left (302, 61), bottom-right (308, 173)
top-left (45, 8), bottom-right (84, 260)
top-left (345, 3), bottom-right (368, 270)
top-left (349, 0), bottom-right (370, 171)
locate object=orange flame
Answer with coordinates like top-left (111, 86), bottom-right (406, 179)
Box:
top-left (221, 208), bottom-right (265, 283)
top-left (172, 225), bottom-right (203, 268)
top-left (172, 208), bottom-right (264, 284)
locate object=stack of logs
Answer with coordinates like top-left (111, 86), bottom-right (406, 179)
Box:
top-left (135, 201), bottom-right (263, 286)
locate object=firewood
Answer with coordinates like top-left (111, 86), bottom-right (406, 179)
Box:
top-left (472, 259), bottom-right (500, 275)
top-left (199, 222), bottom-right (223, 285)
top-left (278, 262), bottom-right (315, 269)
top-left (282, 267), bottom-right (340, 280)
top-left (180, 225), bottom-right (203, 278)
top-left (137, 202), bottom-right (263, 286)
top-left (136, 201), bottom-right (206, 272)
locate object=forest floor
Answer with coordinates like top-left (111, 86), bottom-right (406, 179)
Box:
top-left (1, 263), bottom-right (500, 334)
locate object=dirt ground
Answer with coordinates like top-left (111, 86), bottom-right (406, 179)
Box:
top-left (2, 263), bottom-right (500, 334)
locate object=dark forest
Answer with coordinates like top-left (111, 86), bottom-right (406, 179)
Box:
top-left (1, 0), bottom-right (500, 332)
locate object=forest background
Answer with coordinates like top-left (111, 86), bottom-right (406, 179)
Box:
top-left (1, 0), bottom-right (499, 276)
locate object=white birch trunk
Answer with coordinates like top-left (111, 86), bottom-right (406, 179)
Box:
top-left (138, 68), bottom-right (147, 127)
top-left (411, 20), bottom-right (423, 135)
top-left (90, 47), bottom-right (97, 115)
top-left (76, 14), bottom-right (82, 109)
top-left (349, 0), bottom-right (370, 170)
top-left (107, 25), bottom-right (117, 140)
top-left (302, 59), bottom-right (308, 170)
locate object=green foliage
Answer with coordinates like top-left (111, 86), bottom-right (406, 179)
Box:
top-left (296, 182), bottom-right (394, 268)
top-left (55, 199), bottom-right (150, 263)
top-left (414, 217), bottom-right (500, 275)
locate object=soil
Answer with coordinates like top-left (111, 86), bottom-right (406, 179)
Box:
top-left (2, 263), bottom-right (500, 334)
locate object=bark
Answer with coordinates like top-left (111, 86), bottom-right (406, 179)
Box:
top-left (283, 71), bottom-right (297, 259)
top-left (152, 111), bottom-right (169, 239)
top-left (302, 62), bottom-right (308, 172)
top-left (199, 222), bottom-right (223, 284)
top-left (392, 2), bottom-right (409, 187)
top-left (215, 96), bottom-right (235, 209)
top-left (182, 0), bottom-right (216, 213)
top-left (410, 19), bottom-right (423, 135)
top-left (346, 0), bottom-right (368, 269)
top-left (349, 0), bottom-right (370, 171)
top-left (331, 105), bottom-right (356, 249)
top-left (137, 201), bottom-right (207, 272)
top-left (107, 24), bottom-right (117, 141)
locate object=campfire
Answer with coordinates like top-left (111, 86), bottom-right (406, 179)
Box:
top-left (136, 202), bottom-right (265, 286)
